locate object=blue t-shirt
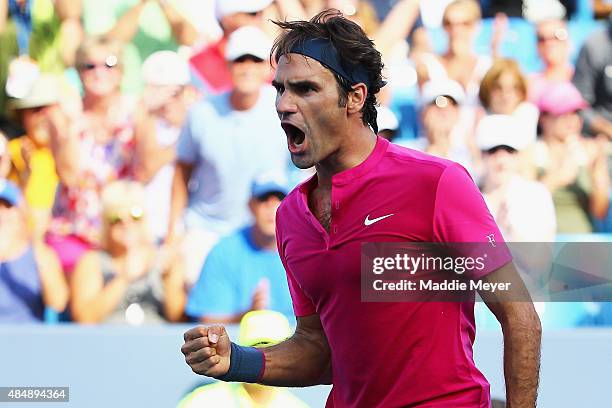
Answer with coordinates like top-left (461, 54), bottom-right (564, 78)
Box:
top-left (0, 246), bottom-right (44, 323)
top-left (177, 85), bottom-right (289, 235)
top-left (186, 226), bottom-right (294, 321)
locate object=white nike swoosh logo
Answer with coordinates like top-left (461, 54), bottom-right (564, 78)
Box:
top-left (364, 213), bottom-right (395, 226)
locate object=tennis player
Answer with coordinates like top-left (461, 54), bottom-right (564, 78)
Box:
top-left (182, 10), bottom-right (541, 407)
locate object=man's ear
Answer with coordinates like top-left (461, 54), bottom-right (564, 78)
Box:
top-left (347, 83), bottom-right (368, 114)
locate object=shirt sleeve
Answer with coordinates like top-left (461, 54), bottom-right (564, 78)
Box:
top-left (433, 164), bottom-right (512, 279)
top-left (176, 109), bottom-right (200, 165)
top-left (276, 210), bottom-right (317, 317)
top-left (185, 244), bottom-right (237, 318)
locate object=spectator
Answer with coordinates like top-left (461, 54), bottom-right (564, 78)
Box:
top-left (478, 115), bottom-right (556, 241)
top-left (529, 19), bottom-right (573, 104)
top-left (0, 0), bottom-right (82, 113)
top-left (572, 16), bottom-right (612, 140)
top-left (177, 310), bottom-right (308, 408)
top-left (410, 79), bottom-right (480, 175)
top-left (593, 0), bottom-right (612, 19)
top-left (189, 0), bottom-right (273, 94)
top-left (82, 0), bottom-right (199, 94)
top-left (169, 25), bottom-right (288, 285)
top-left (536, 82), bottom-right (611, 233)
top-left (0, 179), bottom-right (68, 323)
top-left (479, 58), bottom-right (539, 146)
top-left (6, 74), bottom-right (61, 239)
top-left (137, 50), bottom-right (197, 243)
top-left (186, 173), bottom-right (294, 324)
top-left (70, 181), bottom-right (185, 324)
top-left (47, 36), bottom-right (153, 274)
top-left (415, 0), bottom-right (492, 106)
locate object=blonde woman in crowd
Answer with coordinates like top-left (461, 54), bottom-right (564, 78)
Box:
top-left (415, 0), bottom-right (492, 106)
top-left (70, 181), bottom-right (185, 325)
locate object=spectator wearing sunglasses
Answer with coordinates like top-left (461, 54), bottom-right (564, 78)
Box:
top-left (528, 19), bottom-right (573, 104)
top-left (70, 181), bottom-right (185, 324)
top-left (0, 179), bottom-right (68, 323)
top-left (478, 115), bottom-right (556, 242)
top-left (535, 82), bottom-right (610, 233)
top-left (169, 26), bottom-right (288, 286)
top-left (46, 36), bottom-right (155, 275)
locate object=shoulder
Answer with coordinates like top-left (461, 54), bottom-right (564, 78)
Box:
top-left (383, 142), bottom-right (458, 180)
top-left (209, 228), bottom-right (250, 255)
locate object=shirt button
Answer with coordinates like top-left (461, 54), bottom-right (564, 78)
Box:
top-left (333, 225), bottom-right (338, 234)
top-left (335, 201), bottom-right (340, 210)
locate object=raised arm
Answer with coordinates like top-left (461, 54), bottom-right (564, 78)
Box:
top-left (372, 0), bottom-right (420, 57)
top-left (182, 313), bottom-right (332, 387)
top-left (105, 0), bottom-right (147, 43)
top-left (48, 106), bottom-right (81, 188)
top-left (478, 262), bottom-right (541, 408)
top-left (156, 0), bottom-right (198, 46)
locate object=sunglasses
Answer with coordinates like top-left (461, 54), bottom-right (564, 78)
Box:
top-left (484, 145), bottom-right (517, 155)
top-left (79, 55), bottom-right (119, 71)
top-left (431, 95), bottom-right (458, 109)
top-left (443, 19), bottom-right (475, 28)
top-left (537, 29), bottom-right (568, 43)
top-left (107, 207), bottom-right (144, 226)
top-left (233, 55), bottom-right (265, 64)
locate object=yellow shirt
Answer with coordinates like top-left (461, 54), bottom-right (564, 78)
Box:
top-left (8, 137), bottom-right (58, 210)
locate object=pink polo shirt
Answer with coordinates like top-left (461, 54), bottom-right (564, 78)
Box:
top-left (275, 137), bottom-right (512, 408)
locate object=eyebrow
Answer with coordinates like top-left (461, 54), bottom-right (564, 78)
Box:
top-left (272, 79), bottom-right (321, 91)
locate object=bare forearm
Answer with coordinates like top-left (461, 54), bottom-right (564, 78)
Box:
top-left (72, 276), bottom-right (129, 323)
top-left (259, 331), bottom-right (331, 387)
top-left (373, 0), bottom-right (419, 56)
top-left (106, 2), bottom-right (145, 42)
top-left (163, 270), bottom-right (186, 322)
top-left (502, 313), bottom-right (542, 407)
top-left (167, 163), bottom-right (190, 240)
top-left (0, 0), bottom-right (8, 33)
top-left (158, 0), bottom-right (198, 45)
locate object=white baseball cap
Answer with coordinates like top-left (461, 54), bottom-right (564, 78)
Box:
top-left (142, 51), bottom-right (191, 86)
top-left (215, 0), bottom-right (273, 20)
top-left (376, 105), bottom-right (399, 133)
top-left (225, 25), bottom-right (272, 62)
top-left (476, 114), bottom-right (527, 151)
top-left (420, 79), bottom-right (466, 106)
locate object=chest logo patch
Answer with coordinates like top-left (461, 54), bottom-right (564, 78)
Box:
top-left (364, 213), bottom-right (395, 226)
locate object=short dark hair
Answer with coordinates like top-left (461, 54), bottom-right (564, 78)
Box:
top-left (271, 9), bottom-right (385, 132)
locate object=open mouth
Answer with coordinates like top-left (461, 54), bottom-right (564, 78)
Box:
top-left (281, 123), bottom-right (306, 154)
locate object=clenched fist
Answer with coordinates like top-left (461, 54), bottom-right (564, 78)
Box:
top-left (181, 325), bottom-right (231, 377)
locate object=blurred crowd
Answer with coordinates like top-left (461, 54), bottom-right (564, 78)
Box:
top-left (1, 0), bottom-right (612, 333)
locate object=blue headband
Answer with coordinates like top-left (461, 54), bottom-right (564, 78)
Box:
top-left (289, 38), bottom-right (370, 89)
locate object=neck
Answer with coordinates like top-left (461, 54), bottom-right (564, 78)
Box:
top-left (83, 92), bottom-right (118, 114)
top-left (315, 125), bottom-right (377, 188)
top-left (106, 241), bottom-right (128, 258)
top-left (250, 226), bottom-right (276, 250)
top-left (447, 40), bottom-right (472, 57)
top-left (543, 63), bottom-right (571, 80)
top-left (230, 89), bottom-right (260, 111)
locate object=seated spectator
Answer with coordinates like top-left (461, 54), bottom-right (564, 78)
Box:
top-left (536, 82), bottom-right (611, 233)
top-left (70, 181), bottom-right (185, 324)
top-left (178, 310), bottom-right (308, 408)
top-left (170, 25), bottom-right (288, 286)
top-left (46, 36), bottom-right (154, 274)
top-left (572, 16), bottom-right (612, 139)
top-left (0, 180), bottom-right (68, 322)
top-left (137, 50), bottom-right (197, 243)
top-left (186, 174), bottom-right (294, 324)
top-left (528, 18), bottom-right (573, 104)
top-left (409, 79), bottom-right (480, 176)
top-left (414, 0), bottom-right (492, 106)
top-left (477, 115), bottom-right (556, 241)
top-left (479, 58), bottom-right (539, 146)
top-left (7, 74), bottom-right (61, 239)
